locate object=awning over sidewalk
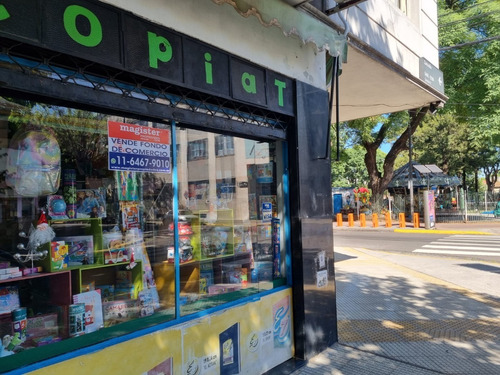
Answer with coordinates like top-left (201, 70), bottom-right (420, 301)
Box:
top-left (211, 0), bottom-right (347, 58)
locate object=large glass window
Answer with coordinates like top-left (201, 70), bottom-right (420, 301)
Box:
top-left (0, 99), bottom-right (175, 360)
top-left (0, 97), bottom-right (287, 362)
top-left (174, 129), bottom-right (286, 316)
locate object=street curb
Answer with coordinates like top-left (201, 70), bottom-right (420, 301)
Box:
top-left (334, 226), bottom-right (494, 235)
top-left (394, 229), bottom-right (493, 235)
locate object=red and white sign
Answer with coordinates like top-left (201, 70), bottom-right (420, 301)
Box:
top-left (108, 121), bottom-right (171, 173)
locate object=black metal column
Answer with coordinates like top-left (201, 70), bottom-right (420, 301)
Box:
top-left (289, 81), bottom-right (337, 360)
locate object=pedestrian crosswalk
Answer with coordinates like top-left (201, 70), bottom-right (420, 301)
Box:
top-left (413, 235), bottom-right (500, 257)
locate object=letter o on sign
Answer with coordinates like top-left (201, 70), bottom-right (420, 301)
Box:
top-left (63, 5), bottom-right (102, 47)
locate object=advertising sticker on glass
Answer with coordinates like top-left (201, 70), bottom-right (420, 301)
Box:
top-left (107, 121), bottom-right (171, 173)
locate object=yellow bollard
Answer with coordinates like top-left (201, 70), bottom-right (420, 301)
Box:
top-left (372, 213), bottom-right (379, 227)
top-left (348, 213), bottom-right (354, 227)
top-left (360, 213), bottom-right (366, 227)
top-left (385, 212), bottom-right (392, 227)
top-left (398, 212), bottom-right (406, 228)
top-left (336, 213), bottom-right (343, 227)
top-left (413, 213), bottom-right (419, 228)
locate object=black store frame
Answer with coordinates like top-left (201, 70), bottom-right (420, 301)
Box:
top-left (0, 0), bottom-right (337, 370)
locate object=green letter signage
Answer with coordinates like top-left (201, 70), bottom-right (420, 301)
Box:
top-left (274, 79), bottom-right (286, 107)
top-left (0, 0), bottom-right (294, 114)
top-left (0, 5), bottom-right (10, 21)
top-left (63, 5), bottom-right (102, 47)
top-left (148, 31), bottom-right (173, 69)
top-left (241, 72), bottom-right (257, 94)
top-left (204, 52), bottom-right (213, 85)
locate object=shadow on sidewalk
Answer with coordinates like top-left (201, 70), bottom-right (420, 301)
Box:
top-left (334, 249), bottom-right (500, 374)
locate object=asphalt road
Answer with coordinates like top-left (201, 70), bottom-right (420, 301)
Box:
top-left (334, 230), bottom-right (500, 263)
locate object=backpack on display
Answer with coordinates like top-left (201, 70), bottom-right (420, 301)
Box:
top-left (6, 128), bottom-right (61, 197)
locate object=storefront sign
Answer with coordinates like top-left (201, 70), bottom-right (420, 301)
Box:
top-left (0, 0), bottom-right (294, 115)
top-left (107, 121), bottom-right (171, 173)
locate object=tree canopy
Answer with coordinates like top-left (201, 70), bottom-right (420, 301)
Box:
top-left (332, 0), bottom-right (500, 200)
top-left (416, 0), bottom-right (500, 191)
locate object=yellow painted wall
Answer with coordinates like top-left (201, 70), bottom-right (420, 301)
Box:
top-left (28, 289), bottom-right (293, 375)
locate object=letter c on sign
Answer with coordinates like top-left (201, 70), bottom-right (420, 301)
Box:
top-left (63, 5), bottom-right (103, 47)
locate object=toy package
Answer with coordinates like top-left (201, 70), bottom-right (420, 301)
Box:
top-left (0, 286), bottom-right (20, 314)
top-left (120, 202), bottom-right (140, 230)
top-left (50, 241), bottom-right (68, 270)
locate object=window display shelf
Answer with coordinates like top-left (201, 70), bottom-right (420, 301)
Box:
top-left (37, 218), bottom-right (104, 272)
top-left (0, 271), bottom-right (71, 304)
top-left (0, 271), bottom-right (72, 345)
top-left (153, 251), bottom-right (253, 309)
top-left (71, 261), bottom-right (143, 297)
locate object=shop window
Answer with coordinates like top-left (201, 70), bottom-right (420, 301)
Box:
top-left (176, 129), bottom-right (286, 316)
top-left (0, 96), bottom-right (287, 364)
top-left (0, 98), bottom-right (175, 361)
top-left (215, 135), bottom-right (235, 157)
top-left (216, 178), bottom-right (236, 203)
top-left (187, 139), bottom-right (208, 161)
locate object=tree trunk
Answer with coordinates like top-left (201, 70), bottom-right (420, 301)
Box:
top-left (363, 107), bottom-right (430, 214)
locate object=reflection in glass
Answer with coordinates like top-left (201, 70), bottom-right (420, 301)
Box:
top-left (172, 129), bottom-right (286, 316)
top-left (0, 97), bottom-right (286, 361)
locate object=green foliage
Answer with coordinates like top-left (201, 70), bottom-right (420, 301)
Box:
top-left (330, 121), bottom-right (387, 187)
top-left (347, 112), bottom-right (409, 146)
top-left (331, 146), bottom-right (369, 187)
top-left (331, 1), bottom-right (500, 197)
top-left (331, 109), bottom-right (419, 215)
top-left (439, 0), bottom-right (500, 129)
top-left (433, 0), bottom-right (500, 190)
top-left (414, 113), bottom-right (467, 176)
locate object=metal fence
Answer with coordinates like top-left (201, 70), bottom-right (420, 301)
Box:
top-left (391, 191), bottom-right (500, 223)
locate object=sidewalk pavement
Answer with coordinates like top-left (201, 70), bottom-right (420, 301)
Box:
top-left (290, 227), bottom-right (500, 374)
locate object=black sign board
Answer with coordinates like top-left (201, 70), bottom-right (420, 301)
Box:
top-left (123, 15), bottom-right (183, 84)
top-left (0, 0), bottom-right (40, 44)
top-left (183, 38), bottom-right (230, 97)
top-left (231, 59), bottom-right (267, 107)
top-left (0, 0), bottom-right (295, 115)
top-left (42, 0), bottom-right (122, 67)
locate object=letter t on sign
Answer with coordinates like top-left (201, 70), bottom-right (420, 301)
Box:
top-left (274, 79), bottom-right (286, 107)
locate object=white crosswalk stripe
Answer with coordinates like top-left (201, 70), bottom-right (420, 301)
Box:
top-left (413, 235), bottom-right (500, 257)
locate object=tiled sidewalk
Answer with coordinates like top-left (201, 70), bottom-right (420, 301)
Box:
top-left (290, 247), bottom-right (500, 374)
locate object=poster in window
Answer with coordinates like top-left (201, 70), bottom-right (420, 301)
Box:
top-left (117, 171), bottom-right (139, 201)
top-left (219, 323), bottom-right (240, 375)
top-left (120, 201), bottom-right (140, 230)
top-left (76, 188), bottom-right (107, 218)
top-left (256, 162), bottom-right (273, 183)
top-left (108, 121), bottom-right (171, 173)
top-left (259, 195), bottom-right (276, 219)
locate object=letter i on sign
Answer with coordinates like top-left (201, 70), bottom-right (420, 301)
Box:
top-left (204, 53), bottom-right (213, 85)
